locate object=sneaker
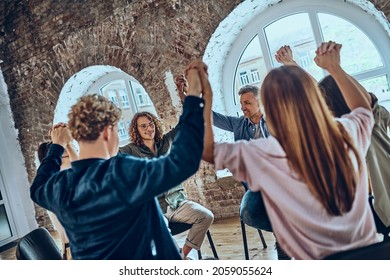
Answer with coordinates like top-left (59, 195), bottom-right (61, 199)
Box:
top-left (274, 241), bottom-right (290, 260)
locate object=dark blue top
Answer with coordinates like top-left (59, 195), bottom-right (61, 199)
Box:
top-left (212, 111), bottom-right (268, 141)
top-left (30, 96), bottom-right (205, 260)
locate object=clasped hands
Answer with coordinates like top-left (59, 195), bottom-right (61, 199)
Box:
top-left (49, 122), bottom-right (73, 148)
top-left (175, 60), bottom-right (212, 101)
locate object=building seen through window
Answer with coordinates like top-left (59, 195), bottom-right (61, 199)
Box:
top-left (231, 1), bottom-right (390, 115)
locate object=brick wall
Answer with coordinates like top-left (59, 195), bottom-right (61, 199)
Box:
top-left (0, 0), bottom-right (389, 227)
top-left (0, 0), bottom-right (243, 227)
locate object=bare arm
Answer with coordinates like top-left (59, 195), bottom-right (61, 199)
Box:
top-left (314, 42), bottom-right (371, 111)
top-left (199, 65), bottom-right (214, 164)
top-left (184, 60), bottom-right (214, 163)
top-left (65, 142), bottom-right (78, 162)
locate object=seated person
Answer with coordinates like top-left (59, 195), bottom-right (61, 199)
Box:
top-left (202, 41), bottom-right (379, 259)
top-left (119, 111), bottom-right (214, 260)
top-left (276, 44), bottom-right (390, 238)
top-left (37, 133), bottom-right (78, 260)
top-left (30, 60), bottom-right (210, 259)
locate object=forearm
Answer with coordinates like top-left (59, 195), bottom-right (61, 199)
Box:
top-left (156, 97), bottom-right (204, 185)
top-left (346, 74), bottom-right (372, 106)
top-left (212, 111), bottom-right (234, 131)
top-left (66, 142), bottom-right (78, 162)
top-left (145, 97), bottom-right (205, 197)
top-left (329, 67), bottom-right (371, 111)
top-left (30, 144), bottom-right (63, 206)
top-left (202, 94), bottom-right (214, 164)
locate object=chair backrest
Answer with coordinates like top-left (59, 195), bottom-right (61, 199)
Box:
top-left (168, 222), bottom-right (192, 236)
top-left (324, 241), bottom-right (390, 260)
top-left (15, 227), bottom-right (63, 260)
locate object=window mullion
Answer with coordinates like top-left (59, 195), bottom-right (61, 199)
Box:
top-left (308, 8), bottom-right (328, 78)
top-left (257, 30), bottom-right (273, 71)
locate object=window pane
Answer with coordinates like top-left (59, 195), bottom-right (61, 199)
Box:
top-left (264, 13), bottom-right (323, 80)
top-left (100, 80), bottom-right (130, 108)
top-left (359, 75), bottom-right (390, 112)
top-left (318, 13), bottom-right (383, 75)
top-left (130, 81), bottom-right (152, 107)
top-left (234, 35), bottom-right (267, 105)
top-left (118, 89), bottom-right (130, 108)
top-left (118, 121), bottom-right (127, 141)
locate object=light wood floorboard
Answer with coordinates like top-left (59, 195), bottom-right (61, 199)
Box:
top-left (0, 216), bottom-right (278, 260)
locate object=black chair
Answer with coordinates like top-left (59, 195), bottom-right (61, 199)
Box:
top-left (169, 221), bottom-right (218, 259)
top-left (240, 183), bottom-right (267, 260)
top-left (323, 240), bottom-right (390, 260)
top-left (15, 227), bottom-right (63, 260)
top-left (240, 220), bottom-right (267, 260)
top-left (369, 195), bottom-right (390, 242)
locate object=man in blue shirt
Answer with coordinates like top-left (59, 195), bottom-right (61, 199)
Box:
top-left (210, 85), bottom-right (272, 227)
top-left (30, 63), bottom-right (209, 260)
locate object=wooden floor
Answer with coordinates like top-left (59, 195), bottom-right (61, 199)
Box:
top-left (0, 216), bottom-right (278, 260)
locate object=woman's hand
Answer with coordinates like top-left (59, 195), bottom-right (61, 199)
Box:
top-left (275, 45), bottom-right (297, 66)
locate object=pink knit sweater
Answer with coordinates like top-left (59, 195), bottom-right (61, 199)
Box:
top-left (214, 107), bottom-right (378, 259)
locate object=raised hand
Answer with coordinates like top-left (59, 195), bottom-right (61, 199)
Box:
top-left (314, 41), bottom-right (342, 73)
top-left (315, 41), bottom-right (370, 111)
top-left (184, 60), bottom-right (208, 98)
top-left (275, 45), bottom-right (297, 66)
top-left (50, 123), bottom-right (73, 148)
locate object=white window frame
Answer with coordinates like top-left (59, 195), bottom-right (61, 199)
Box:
top-left (222, 0), bottom-right (390, 117)
top-left (239, 71), bottom-right (250, 86)
top-left (108, 90), bottom-right (119, 107)
top-left (118, 121), bottom-right (127, 140)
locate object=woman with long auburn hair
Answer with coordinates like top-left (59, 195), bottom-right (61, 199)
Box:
top-left (202, 41), bottom-right (379, 259)
top-left (276, 45), bottom-right (390, 238)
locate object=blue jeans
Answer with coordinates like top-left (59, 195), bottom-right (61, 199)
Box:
top-left (240, 189), bottom-right (273, 232)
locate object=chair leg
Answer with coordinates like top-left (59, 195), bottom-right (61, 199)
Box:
top-left (206, 230), bottom-right (219, 259)
top-left (384, 229), bottom-right (390, 242)
top-left (240, 220), bottom-right (250, 260)
top-left (197, 249), bottom-right (202, 260)
top-left (257, 229), bottom-right (267, 249)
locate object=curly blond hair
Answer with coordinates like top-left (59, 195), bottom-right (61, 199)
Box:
top-left (129, 112), bottom-right (163, 146)
top-left (68, 94), bottom-right (121, 142)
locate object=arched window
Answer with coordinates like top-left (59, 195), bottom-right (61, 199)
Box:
top-left (222, 0), bottom-right (390, 116)
top-left (94, 73), bottom-right (156, 144)
top-left (55, 66), bottom-right (157, 146)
